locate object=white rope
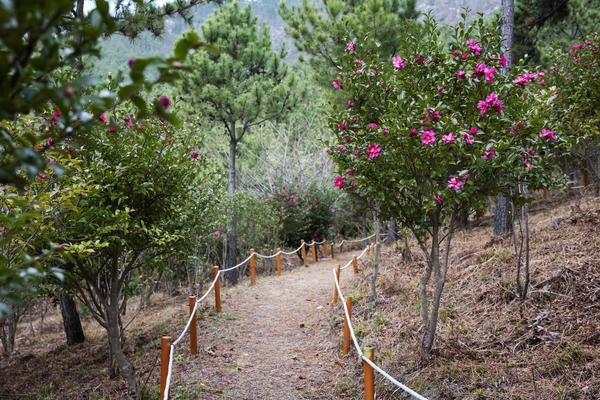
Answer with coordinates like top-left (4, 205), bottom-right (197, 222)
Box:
top-left (305, 242), bottom-right (314, 247)
top-left (333, 266), bottom-right (429, 400)
top-left (220, 253), bottom-right (253, 272)
top-left (254, 250), bottom-right (281, 259)
top-left (314, 240), bottom-right (326, 245)
top-left (280, 243), bottom-right (304, 255)
top-left (361, 356), bottom-right (429, 400)
top-left (163, 271), bottom-right (221, 400)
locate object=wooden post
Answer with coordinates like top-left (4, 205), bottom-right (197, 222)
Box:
top-left (323, 239), bottom-right (327, 259)
top-left (543, 187), bottom-right (548, 199)
top-left (333, 265), bottom-right (341, 305)
top-left (353, 256), bottom-right (358, 274)
top-left (276, 248), bottom-right (281, 276)
top-left (366, 244), bottom-right (370, 257)
top-left (301, 240), bottom-right (307, 266)
top-left (584, 160), bottom-right (590, 187)
top-left (340, 242), bottom-right (344, 254)
top-left (213, 266), bottom-right (221, 313)
top-left (331, 242), bottom-right (335, 259)
top-left (250, 248), bottom-right (256, 286)
top-left (311, 239), bottom-right (317, 263)
top-left (343, 297), bottom-right (352, 355)
top-left (189, 296), bottom-right (197, 355)
top-left (160, 336), bottom-right (171, 399)
top-left (363, 347), bottom-right (375, 400)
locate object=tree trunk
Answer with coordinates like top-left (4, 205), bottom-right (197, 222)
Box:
top-left (494, 0), bottom-right (515, 236)
top-left (369, 217), bottom-right (381, 301)
top-left (227, 132), bottom-right (239, 286)
top-left (107, 304), bottom-right (140, 399)
top-left (59, 295), bottom-right (85, 346)
top-left (362, 216), bottom-right (368, 246)
top-left (494, 194), bottom-right (512, 235)
top-left (387, 217), bottom-right (399, 242)
top-left (0, 311), bottom-right (20, 355)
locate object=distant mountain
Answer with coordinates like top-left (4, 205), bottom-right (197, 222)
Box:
top-left (92, 0), bottom-right (501, 77)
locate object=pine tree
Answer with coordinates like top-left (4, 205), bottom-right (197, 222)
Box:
top-left (278, 0), bottom-right (419, 89)
top-left (179, 1), bottom-right (301, 285)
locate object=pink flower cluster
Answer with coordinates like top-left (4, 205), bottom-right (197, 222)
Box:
top-left (482, 148), bottom-right (495, 160)
top-left (539, 129), bottom-right (557, 140)
top-left (473, 62), bottom-right (496, 83)
top-left (447, 174), bottom-right (469, 191)
top-left (347, 41), bottom-right (356, 51)
top-left (466, 39), bottom-right (482, 55)
top-left (477, 92), bottom-right (503, 114)
top-left (513, 72), bottom-right (545, 87)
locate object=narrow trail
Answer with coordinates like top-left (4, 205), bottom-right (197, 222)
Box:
top-left (174, 250), bottom-right (363, 399)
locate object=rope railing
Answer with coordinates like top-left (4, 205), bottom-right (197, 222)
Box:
top-left (332, 241), bottom-right (429, 400)
top-left (160, 232), bottom-right (391, 399)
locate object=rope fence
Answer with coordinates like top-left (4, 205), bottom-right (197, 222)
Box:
top-left (158, 231), bottom-right (409, 400)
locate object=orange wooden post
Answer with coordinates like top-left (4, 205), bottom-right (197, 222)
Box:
top-left (353, 256), bottom-right (358, 274)
top-left (363, 347), bottom-right (375, 400)
top-left (331, 242), bottom-right (335, 259)
top-left (323, 239), bottom-right (328, 259)
top-left (189, 296), bottom-right (197, 355)
top-left (584, 161), bottom-right (590, 187)
top-left (366, 244), bottom-right (370, 257)
top-left (333, 265), bottom-right (341, 305)
top-left (250, 248), bottom-right (256, 286)
top-left (213, 266), bottom-right (221, 312)
top-left (543, 187), bottom-right (548, 199)
top-left (311, 239), bottom-right (317, 263)
top-left (276, 248), bottom-right (281, 276)
top-left (341, 241), bottom-right (344, 253)
top-left (343, 297), bottom-right (352, 355)
top-left (160, 336), bottom-right (171, 399)
top-left (301, 240), bottom-right (307, 266)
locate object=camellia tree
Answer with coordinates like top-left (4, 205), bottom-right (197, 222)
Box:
top-left (547, 36), bottom-right (600, 181)
top-left (327, 15), bottom-right (564, 356)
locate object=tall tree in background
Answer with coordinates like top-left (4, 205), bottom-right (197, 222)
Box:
top-left (278, 0), bottom-right (419, 89)
top-left (513, 0), bottom-right (600, 65)
top-left (494, 0), bottom-right (516, 235)
top-left (179, 1), bottom-right (300, 285)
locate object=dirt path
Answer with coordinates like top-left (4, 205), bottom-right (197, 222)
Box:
top-left (172, 250), bottom-right (362, 400)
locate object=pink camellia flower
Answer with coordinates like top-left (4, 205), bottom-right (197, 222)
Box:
top-left (158, 95), bottom-right (171, 109)
top-left (455, 70), bottom-right (466, 79)
top-left (343, 136), bottom-right (351, 142)
top-left (128, 58), bottom-right (135, 68)
top-left (539, 129), bottom-right (557, 140)
top-left (438, 86), bottom-right (444, 92)
top-left (99, 114), bottom-right (107, 123)
top-left (434, 192), bottom-right (444, 203)
top-left (369, 123), bottom-right (378, 129)
top-left (347, 100), bottom-right (354, 108)
top-left (484, 67), bottom-right (497, 83)
top-left (482, 148), bottom-right (495, 160)
top-left (214, 230), bottom-right (221, 237)
top-left (392, 56), bottom-right (405, 69)
top-left (447, 177), bottom-right (463, 191)
top-left (466, 39), bottom-right (483, 55)
top-left (470, 127), bottom-right (478, 134)
top-left (338, 121), bottom-right (348, 130)
top-left (68, 147), bottom-right (74, 157)
top-left (461, 53), bottom-right (468, 60)
top-left (429, 108), bottom-right (442, 120)
top-left (367, 143), bottom-right (381, 158)
top-left (571, 43), bottom-right (583, 51)
top-left (337, 144), bottom-right (346, 153)
top-left (477, 100), bottom-right (489, 114)
top-left (442, 132), bottom-right (456, 143)
top-left (500, 54), bottom-right (507, 67)
top-left (410, 128), bottom-right (418, 136)
top-left (109, 127), bottom-right (116, 133)
top-left (47, 137), bottom-right (53, 146)
top-left (383, 129), bottom-right (389, 134)
top-left (347, 41), bottom-right (356, 51)
top-left (474, 62), bottom-right (486, 74)
top-left (38, 174), bottom-right (48, 180)
top-left (524, 159), bottom-right (536, 169)
top-left (126, 115), bottom-right (133, 128)
top-left (190, 150), bottom-right (201, 159)
top-left (421, 129), bottom-right (436, 145)
top-left (331, 208), bottom-right (336, 213)
top-left (462, 132), bottom-right (473, 144)
top-left (333, 80), bottom-right (342, 89)
top-left (334, 176), bottom-right (346, 188)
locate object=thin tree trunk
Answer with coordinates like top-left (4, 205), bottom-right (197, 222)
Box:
top-left (59, 295), bottom-right (85, 346)
top-left (369, 217), bottom-right (381, 301)
top-left (387, 217), bottom-right (399, 242)
top-left (227, 124), bottom-right (239, 286)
